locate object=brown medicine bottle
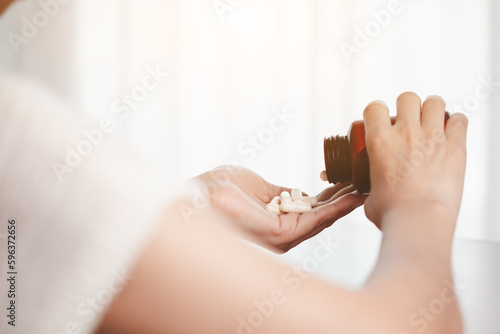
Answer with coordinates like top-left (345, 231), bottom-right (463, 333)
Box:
top-left (323, 113), bottom-right (449, 194)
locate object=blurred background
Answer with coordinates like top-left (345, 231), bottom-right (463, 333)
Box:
top-left (0, 0), bottom-right (498, 283)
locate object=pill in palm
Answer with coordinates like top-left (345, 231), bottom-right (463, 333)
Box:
top-left (280, 201), bottom-right (312, 213)
top-left (270, 196), bottom-right (280, 204)
top-left (266, 202), bottom-right (281, 215)
top-left (266, 189), bottom-right (315, 214)
top-left (280, 191), bottom-right (292, 204)
top-left (265, 196), bottom-right (281, 214)
top-left (291, 188), bottom-right (303, 202)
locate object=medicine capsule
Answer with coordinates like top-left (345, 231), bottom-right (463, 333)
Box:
top-left (266, 203), bottom-right (281, 215)
top-left (270, 196), bottom-right (280, 205)
top-left (280, 201), bottom-right (312, 214)
top-left (291, 188), bottom-right (303, 202)
top-left (266, 190), bottom-right (314, 214)
top-left (280, 191), bottom-right (292, 204)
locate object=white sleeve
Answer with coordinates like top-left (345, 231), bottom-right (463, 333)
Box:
top-left (0, 74), bottom-right (186, 334)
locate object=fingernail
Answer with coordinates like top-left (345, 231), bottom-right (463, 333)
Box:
top-left (426, 95), bottom-right (445, 103)
top-left (367, 100), bottom-right (388, 108)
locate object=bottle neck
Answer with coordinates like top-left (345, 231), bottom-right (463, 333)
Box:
top-left (324, 135), bottom-right (353, 183)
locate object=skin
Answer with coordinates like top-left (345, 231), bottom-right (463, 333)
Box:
top-left (96, 93), bottom-right (468, 334)
top-left (0, 1), bottom-right (468, 331)
top-left (196, 167), bottom-right (364, 253)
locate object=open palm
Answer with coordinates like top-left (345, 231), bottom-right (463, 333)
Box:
top-left (197, 166), bottom-right (365, 253)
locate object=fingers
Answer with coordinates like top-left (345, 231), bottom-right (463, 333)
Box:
top-left (316, 182), bottom-right (352, 202)
top-left (319, 184), bottom-right (357, 204)
top-left (396, 92), bottom-right (422, 126)
top-left (304, 192), bottom-right (363, 229)
top-left (421, 95), bottom-right (447, 131)
top-left (445, 113), bottom-right (469, 147)
top-left (363, 100), bottom-right (391, 135)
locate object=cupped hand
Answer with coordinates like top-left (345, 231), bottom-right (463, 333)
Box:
top-left (197, 166), bottom-right (364, 253)
top-left (363, 92), bottom-right (468, 228)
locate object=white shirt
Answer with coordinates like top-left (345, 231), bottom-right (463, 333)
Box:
top-left (0, 73), bottom-right (179, 334)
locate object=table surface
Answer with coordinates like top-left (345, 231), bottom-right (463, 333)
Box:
top-left (451, 238), bottom-right (500, 334)
top-left (282, 222), bottom-right (500, 334)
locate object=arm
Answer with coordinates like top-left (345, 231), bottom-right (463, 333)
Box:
top-left (360, 93), bottom-right (467, 332)
top-left (97, 93), bottom-right (467, 334)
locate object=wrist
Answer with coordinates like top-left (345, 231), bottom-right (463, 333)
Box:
top-left (377, 202), bottom-right (457, 277)
top-left (381, 201), bottom-right (457, 231)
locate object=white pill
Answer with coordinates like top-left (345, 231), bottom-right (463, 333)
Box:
top-left (302, 196), bottom-right (318, 207)
top-left (280, 201), bottom-right (312, 213)
top-left (270, 196), bottom-right (280, 205)
top-left (320, 170), bottom-right (328, 182)
top-left (266, 203), bottom-right (281, 215)
top-left (280, 191), bottom-right (292, 204)
top-left (291, 188), bottom-right (303, 202)
top-left (280, 202), bottom-right (312, 213)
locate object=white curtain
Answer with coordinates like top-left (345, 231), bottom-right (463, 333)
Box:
top-left (0, 0), bottom-right (496, 251)
top-left (487, 0), bottom-right (500, 241)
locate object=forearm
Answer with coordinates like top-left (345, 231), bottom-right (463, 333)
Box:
top-left (376, 204), bottom-right (455, 276)
top-left (361, 205), bottom-right (461, 333)
top-left (96, 205), bottom-right (367, 334)
top-left (96, 202), bottom-right (462, 334)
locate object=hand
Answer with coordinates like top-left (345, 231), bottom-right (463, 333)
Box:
top-left (363, 92), bottom-right (468, 228)
top-left (196, 166), bottom-right (364, 253)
